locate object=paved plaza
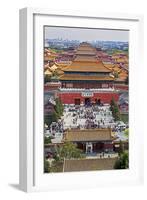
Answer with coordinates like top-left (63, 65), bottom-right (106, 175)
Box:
top-left (63, 104), bottom-right (115, 130)
top-left (45, 103), bottom-right (128, 144)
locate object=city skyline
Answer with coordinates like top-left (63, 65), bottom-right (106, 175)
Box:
top-left (45, 26), bottom-right (129, 42)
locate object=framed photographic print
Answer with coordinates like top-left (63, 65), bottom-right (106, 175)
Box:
top-left (19, 8), bottom-right (144, 192)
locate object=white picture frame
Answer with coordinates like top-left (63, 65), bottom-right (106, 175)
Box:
top-left (19, 7), bottom-right (144, 192)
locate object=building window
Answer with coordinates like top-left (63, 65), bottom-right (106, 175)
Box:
top-left (102, 84), bottom-right (108, 88)
top-left (66, 83), bottom-right (73, 88)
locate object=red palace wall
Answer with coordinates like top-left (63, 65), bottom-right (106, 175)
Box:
top-left (59, 92), bottom-right (119, 104)
top-left (103, 143), bottom-right (113, 150)
top-left (114, 84), bottom-right (128, 91)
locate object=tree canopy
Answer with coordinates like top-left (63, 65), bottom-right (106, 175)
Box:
top-left (55, 142), bottom-right (85, 161)
top-left (54, 98), bottom-right (64, 118)
top-left (45, 142), bottom-right (85, 173)
top-left (44, 159), bottom-right (50, 173)
top-left (110, 97), bottom-right (121, 121)
top-left (44, 136), bottom-right (52, 144)
top-left (114, 151), bottom-right (129, 169)
top-left (44, 98), bottom-right (64, 126)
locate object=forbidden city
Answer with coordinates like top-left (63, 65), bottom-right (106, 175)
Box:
top-left (44, 27), bottom-right (129, 173)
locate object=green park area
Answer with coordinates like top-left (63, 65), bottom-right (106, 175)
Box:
top-left (121, 113), bottom-right (128, 123)
top-left (44, 98), bottom-right (64, 126)
top-left (44, 142), bottom-right (85, 173)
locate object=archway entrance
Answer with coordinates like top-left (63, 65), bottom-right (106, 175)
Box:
top-left (93, 142), bottom-right (104, 152)
top-left (74, 98), bottom-right (80, 105)
top-left (85, 98), bottom-right (91, 106)
top-left (95, 98), bottom-right (101, 105)
top-left (86, 142), bottom-right (93, 154)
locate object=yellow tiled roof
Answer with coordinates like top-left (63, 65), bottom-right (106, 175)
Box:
top-left (59, 74), bottom-right (114, 81)
top-left (44, 69), bottom-right (52, 75)
top-left (63, 61), bottom-right (111, 73)
top-left (63, 128), bottom-right (112, 142)
top-left (63, 158), bottom-right (117, 172)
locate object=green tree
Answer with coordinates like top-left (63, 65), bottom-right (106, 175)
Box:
top-left (44, 159), bottom-right (50, 173)
top-left (47, 143), bottom-right (85, 173)
top-left (44, 111), bottom-right (58, 126)
top-left (114, 107), bottom-right (121, 121)
top-left (55, 142), bottom-right (85, 160)
top-left (54, 98), bottom-right (64, 118)
top-left (48, 160), bottom-right (63, 173)
top-left (110, 97), bottom-right (115, 111)
top-left (110, 97), bottom-right (121, 121)
top-left (52, 111), bottom-right (58, 122)
top-left (114, 151), bottom-right (129, 169)
top-left (62, 142), bottom-right (84, 159)
top-left (119, 140), bottom-right (124, 154)
top-left (44, 136), bottom-right (52, 144)
top-left (124, 129), bottom-right (129, 136)
top-left (44, 98), bottom-right (63, 127)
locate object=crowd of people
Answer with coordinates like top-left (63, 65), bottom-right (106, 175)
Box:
top-left (45, 104), bottom-right (128, 140)
top-left (63, 104), bottom-right (116, 130)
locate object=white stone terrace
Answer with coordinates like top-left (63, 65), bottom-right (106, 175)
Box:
top-left (59, 87), bottom-right (119, 93)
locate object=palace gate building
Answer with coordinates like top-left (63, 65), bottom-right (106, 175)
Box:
top-left (63, 128), bottom-right (114, 153)
top-left (58, 42), bottom-right (119, 105)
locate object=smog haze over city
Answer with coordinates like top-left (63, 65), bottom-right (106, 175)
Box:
top-left (44, 26), bottom-right (129, 51)
top-left (45, 26), bottom-right (129, 42)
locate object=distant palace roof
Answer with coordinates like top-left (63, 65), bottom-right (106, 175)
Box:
top-left (63, 61), bottom-right (111, 73)
top-left (74, 55), bottom-right (98, 62)
top-left (63, 128), bottom-right (113, 142)
top-left (76, 42), bottom-right (95, 50)
top-left (58, 42), bottom-right (115, 83)
top-left (63, 157), bottom-right (117, 172)
top-left (76, 50), bottom-right (96, 55)
top-left (60, 42), bottom-right (112, 74)
top-left (44, 68), bottom-right (52, 76)
top-left (76, 43), bottom-right (96, 56)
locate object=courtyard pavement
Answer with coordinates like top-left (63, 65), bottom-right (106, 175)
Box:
top-left (45, 104), bottom-right (129, 143)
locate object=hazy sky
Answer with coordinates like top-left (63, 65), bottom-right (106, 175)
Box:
top-left (45, 26), bottom-right (129, 42)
